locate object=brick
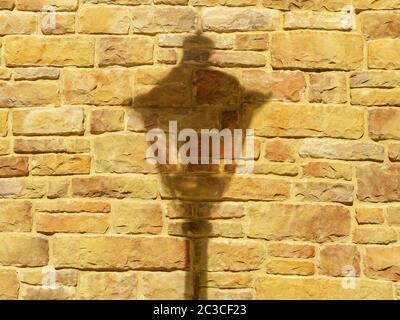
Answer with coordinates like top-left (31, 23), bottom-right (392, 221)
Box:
top-left (112, 201), bottom-right (163, 234)
top-left (206, 50), bottom-right (266, 68)
top-left (48, 179), bottom-right (70, 199)
top-left (157, 48), bottom-right (178, 64)
top-left (264, 140), bottom-right (298, 162)
top-left (266, 259), bottom-right (315, 276)
top-left (36, 213), bottom-right (108, 234)
top-left (166, 202), bottom-right (245, 219)
top-left (71, 176), bottom-right (158, 199)
top-left (78, 5), bottom-right (130, 34)
top-left (350, 71), bottom-right (400, 88)
top-left (0, 270), bottom-right (19, 300)
top-left (309, 72), bottom-right (348, 103)
top-left (247, 163), bottom-right (299, 176)
top-left (0, 0), bottom-right (14, 10)
top-left (0, 156), bottom-right (29, 177)
top-left (248, 203), bottom-right (351, 242)
top-left (194, 0), bottom-right (256, 5)
top-left (302, 162), bottom-right (352, 181)
top-left (196, 239), bottom-right (265, 271)
top-left (160, 175), bottom-right (290, 201)
top-left (320, 244), bottom-right (360, 276)
top-left (32, 154), bottom-right (91, 176)
top-left (387, 207), bottom-right (400, 225)
top-left (14, 138), bottom-right (90, 154)
top-left (20, 286), bottom-right (75, 300)
top-left (41, 13), bottom-right (75, 35)
top-left (0, 12), bottom-right (36, 35)
top-left (352, 88), bottom-right (400, 106)
top-left (353, 227), bottom-right (397, 244)
top-left (93, 133), bottom-right (155, 174)
top-left (0, 179), bottom-right (46, 199)
top-left (256, 277), bottom-right (393, 300)
top-left (268, 243), bottom-right (315, 259)
top-left (235, 33), bottom-right (269, 51)
top-left (159, 33), bottom-right (234, 49)
top-left (98, 36), bottom-right (154, 67)
top-left (0, 68), bottom-right (12, 80)
top-left (79, 272), bottom-right (137, 300)
top-left (13, 107), bottom-right (84, 136)
top-left (35, 200), bottom-right (111, 213)
top-left (14, 68), bottom-right (60, 81)
top-left (246, 103), bottom-right (364, 139)
top-left (355, 0), bottom-right (400, 10)
top-left (202, 8), bottom-right (279, 32)
top-left (141, 272), bottom-right (193, 300)
top-left (193, 69), bottom-right (240, 106)
top-left (272, 31), bottom-right (363, 70)
top-left (200, 288), bottom-right (253, 300)
top-left (357, 163), bottom-right (400, 202)
top-left (199, 272), bottom-right (252, 289)
top-left (19, 269), bottom-right (77, 286)
top-left (0, 201), bottom-right (32, 232)
top-left (51, 235), bottom-right (189, 270)
top-left (4, 36), bottom-right (94, 67)
top-left (364, 246), bottom-right (400, 281)
top-left (243, 70), bottom-right (305, 102)
top-left (16, 0), bottom-right (78, 11)
top-left (299, 139), bottom-right (384, 161)
top-left (369, 39), bottom-right (400, 69)
top-left (263, 0), bottom-right (352, 11)
top-left (0, 110), bottom-right (6, 136)
top-left (284, 11), bottom-right (354, 30)
top-left (369, 108), bottom-right (400, 141)
top-left (132, 6), bottom-right (196, 33)
top-left (0, 139), bottom-right (11, 155)
top-left (0, 81), bottom-right (59, 107)
top-left (85, 0), bottom-right (151, 4)
top-left (361, 11), bottom-right (400, 39)
top-left (63, 69), bottom-right (131, 105)
top-left (168, 220), bottom-right (243, 238)
top-left (356, 207), bottom-right (385, 224)
top-left (91, 109), bottom-right (124, 134)
top-left (294, 181), bottom-right (353, 204)
top-left (0, 234), bottom-right (48, 266)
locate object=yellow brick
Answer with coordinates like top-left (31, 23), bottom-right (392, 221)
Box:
top-left (78, 5), bottom-right (130, 34)
top-left (4, 36), bottom-right (94, 67)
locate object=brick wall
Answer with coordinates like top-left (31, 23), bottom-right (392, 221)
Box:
top-left (0, 0), bottom-right (399, 300)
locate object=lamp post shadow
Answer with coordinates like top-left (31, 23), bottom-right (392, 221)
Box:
top-left (132, 35), bottom-right (270, 300)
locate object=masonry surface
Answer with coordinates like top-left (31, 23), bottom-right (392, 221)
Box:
top-left (0, 0), bottom-right (400, 300)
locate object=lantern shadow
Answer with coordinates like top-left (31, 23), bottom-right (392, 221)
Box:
top-left (132, 35), bottom-right (270, 300)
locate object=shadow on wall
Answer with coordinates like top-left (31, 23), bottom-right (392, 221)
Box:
top-left (133, 35), bottom-right (270, 300)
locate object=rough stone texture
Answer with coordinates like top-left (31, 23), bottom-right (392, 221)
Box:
top-left (79, 272), bottom-right (137, 299)
top-left (256, 277), bottom-right (393, 300)
top-left (0, 0), bottom-right (399, 301)
top-left (299, 139), bottom-right (384, 161)
top-left (0, 269), bottom-right (19, 300)
top-left (357, 164), bottom-right (400, 202)
top-left (364, 246), bottom-right (400, 281)
top-left (248, 203), bottom-right (351, 242)
top-left (246, 103), bottom-right (364, 139)
top-left (320, 244), bottom-right (360, 276)
top-left (0, 201), bottom-right (32, 232)
top-left (0, 234), bottom-right (48, 267)
top-left (369, 39), bottom-right (400, 69)
top-left (4, 36), bottom-right (94, 67)
top-left (51, 235), bottom-right (189, 270)
top-left (272, 31), bottom-right (364, 70)
top-left (13, 107), bottom-right (84, 136)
